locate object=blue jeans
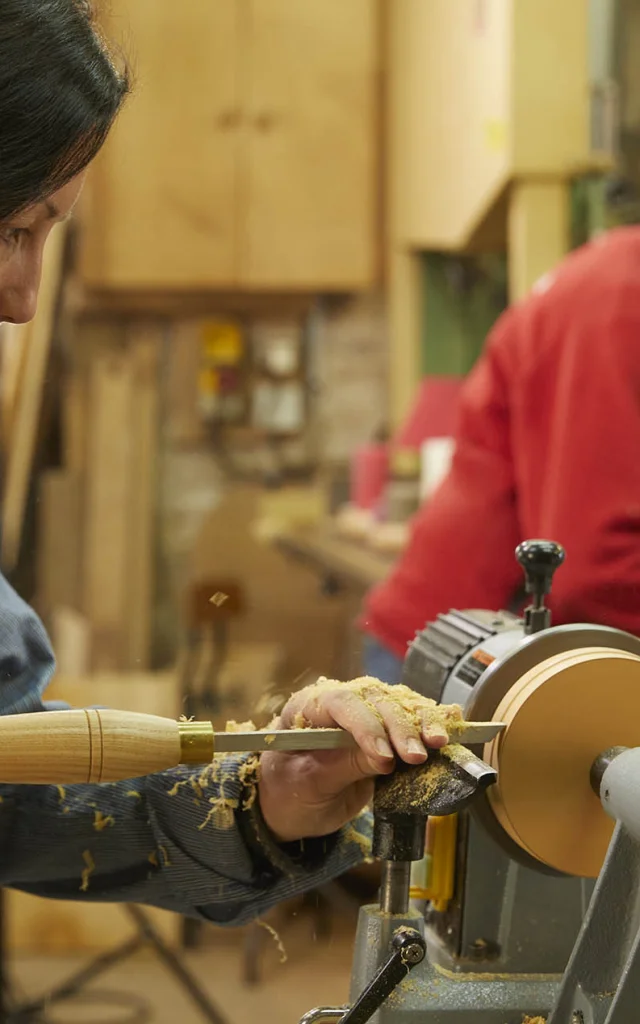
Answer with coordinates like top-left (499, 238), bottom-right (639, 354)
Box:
top-left (361, 634), bottom-right (404, 685)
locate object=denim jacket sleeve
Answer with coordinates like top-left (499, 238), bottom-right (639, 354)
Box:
top-left (0, 573), bottom-right (371, 923)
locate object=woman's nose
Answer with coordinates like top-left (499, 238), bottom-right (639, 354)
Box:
top-left (2, 286), bottom-right (39, 325)
top-left (0, 254), bottom-right (43, 325)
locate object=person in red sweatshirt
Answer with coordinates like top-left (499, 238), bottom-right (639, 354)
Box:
top-left (361, 227), bottom-right (640, 682)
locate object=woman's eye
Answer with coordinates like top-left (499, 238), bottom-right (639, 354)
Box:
top-left (0, 227), bottom-right (28, 247)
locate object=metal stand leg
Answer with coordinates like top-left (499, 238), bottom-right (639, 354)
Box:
top-left (548, 824), bottom-right (640, 1024)
top-left (6, 904), bottom-right (229, 1024)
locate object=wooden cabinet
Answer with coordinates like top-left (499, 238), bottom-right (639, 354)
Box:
top-left (81, 0), bottom-right (379, 292)
top-left (388, 0), bottom-right (594, 251)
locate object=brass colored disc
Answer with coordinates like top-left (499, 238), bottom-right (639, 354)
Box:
top-left (483, 647), bottom-right (640, 878)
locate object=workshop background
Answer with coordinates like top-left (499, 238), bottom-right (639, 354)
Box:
top-left (0, 1), bottom-right (638, 1022)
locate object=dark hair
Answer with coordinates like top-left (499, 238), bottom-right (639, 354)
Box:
top-left (0, 0), bottom-right (130, 221)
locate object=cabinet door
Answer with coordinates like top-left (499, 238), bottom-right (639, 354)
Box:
top-left (81, 1), bottom-right (240, 290)
top-left (241, 0), bottom-right (378, 290)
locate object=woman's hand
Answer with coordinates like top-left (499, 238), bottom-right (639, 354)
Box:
top-left (257, 676), bottom-right (462, 843)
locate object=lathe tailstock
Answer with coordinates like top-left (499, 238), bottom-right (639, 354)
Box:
top-left (301, 540), bottom-right (640, 1024)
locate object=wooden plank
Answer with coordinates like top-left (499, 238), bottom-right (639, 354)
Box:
top-left (36, 471), bottom-right (83, 616)
top-left (1, 224), bottom-right (67, 571)
top-left (82, 324), bottom-right (134, 671)
top-left (165, 320), bottom-right (204, 445)
top-left (62, 365), bottom-right (89, 475)
top-left (50, 607), bottom-right (92, 678)
top-left (126, 322), bottom-right (161, 669)
top-left (0, 322), bottom-right (26, 455)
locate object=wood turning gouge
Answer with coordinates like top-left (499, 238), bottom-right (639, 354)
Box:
top-left (207, 721), bottom-right (506, 753)
top-left (0, 709), bottom-right (506, 786)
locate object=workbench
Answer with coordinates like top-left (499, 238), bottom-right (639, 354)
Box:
top-left (272, 523), bottom-right (395, 678)
top-left (273, 523), bottom-right (394, 590)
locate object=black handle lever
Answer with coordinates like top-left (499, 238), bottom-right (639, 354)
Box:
top-left (338, 928), bottom-right (426, 1024)
top-left (515, 539), bottom-right (565, 634)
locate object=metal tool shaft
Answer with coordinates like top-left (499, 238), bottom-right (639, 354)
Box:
top-left (380, 861), bottom-right (412, 915)
top-left (210, 722), bottom-right (503, 755)
top-left (212, 728), bottom-right (358, 753)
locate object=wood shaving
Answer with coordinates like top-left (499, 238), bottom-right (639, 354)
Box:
top-left (80, 850), bottom-right (95, 892)
top-left (239, 755), bottom-right (261, 810)
top-left (127, 790), bottom-right (142, 800)
top-left (93, 811), bottom-right (115, 832)
top-left (301, 676), bottom-right (464, 736)
top-left (210, 592), bottom-right (229, 607)
top-left (258, 919), bottom-right (287, 964)
top-left (148, 851), bottom-right (159, 867)
top-left (199, 795), bottom-right (240, 831)
top-left (194, 756), bottom-right (258, 828)
top-left (225, 719), bottom-right (257, 733)
top-left (167, 778), bottom-right (190, 798)
top-left (522, 1018), bottom-right (546, 1024)
top-left (158, 845), bottom-right (171, 867)
top-left (56, 786), bottom-right (66, 804)
top-left (345, 824), bottom-right (373, 860)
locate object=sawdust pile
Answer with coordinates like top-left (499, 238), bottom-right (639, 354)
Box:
top-left (374, 759), bottom-right (451, 815)
top-left (374, 744), bottom-right (479, 815)
top-left (293, 676), bottom-right (465, 736)
top-left (522, 1017), bottom-right (546, 1024)
top-left (219, 675), bottom-right (465, 741)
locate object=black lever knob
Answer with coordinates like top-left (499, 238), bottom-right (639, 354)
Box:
top-left (515, 539), bottom-right (565, 634)
top-left (516, 539), bottom-right (565, 595)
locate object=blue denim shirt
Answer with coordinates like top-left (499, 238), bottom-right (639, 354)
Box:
top-left (0, 573), bottom-right (371, 924)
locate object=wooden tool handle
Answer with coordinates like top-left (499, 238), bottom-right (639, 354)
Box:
top-left (0, 709), bottom-right (183, 784)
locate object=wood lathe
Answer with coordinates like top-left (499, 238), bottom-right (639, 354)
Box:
top-left (300, 539), bottom-right (640, 1024)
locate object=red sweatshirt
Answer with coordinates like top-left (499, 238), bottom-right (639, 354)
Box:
top-left (364, 227), bottom-right (640, 658)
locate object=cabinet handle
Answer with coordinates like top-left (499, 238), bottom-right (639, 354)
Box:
top-left (253, 111), bottom-right (278, 133)
top-left (217, 109), bottom-right (241, 131)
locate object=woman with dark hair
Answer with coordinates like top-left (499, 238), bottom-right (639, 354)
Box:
top-left (0, 1), bottom-right (446, 924)
top-left (0, 0), bottom-right (129, 321)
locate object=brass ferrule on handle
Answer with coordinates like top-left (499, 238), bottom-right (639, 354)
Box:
top-left (178, 720), bottom-right (215, 765)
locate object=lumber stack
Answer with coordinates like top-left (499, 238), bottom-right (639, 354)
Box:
top-left (36, 316), bottom-right (162, 674)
